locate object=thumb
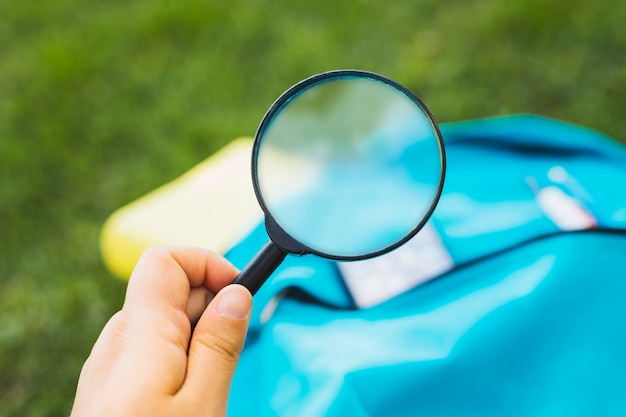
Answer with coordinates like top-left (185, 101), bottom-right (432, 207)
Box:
top-left (180, 284), bottom-right (252, 410)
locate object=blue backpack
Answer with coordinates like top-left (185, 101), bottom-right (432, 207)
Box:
top-left (225, 115), bottom-right (626, 417)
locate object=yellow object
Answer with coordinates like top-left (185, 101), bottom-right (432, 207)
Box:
top-left (100, 138), bottom-right (262, 280)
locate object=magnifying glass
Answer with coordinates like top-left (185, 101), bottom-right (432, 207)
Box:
top-left (232, 70), bottom-right (445, 295)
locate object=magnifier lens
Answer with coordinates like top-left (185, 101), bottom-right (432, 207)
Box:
top-left (254, 74), bottom-right (444, 259)
top-left (232, 70), bottom-right (445, 294)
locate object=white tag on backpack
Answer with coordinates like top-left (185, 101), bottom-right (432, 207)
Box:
top-left (536, 186), bottom-right (596, 231)
top-left (338, 223), bottom-right (454, 307)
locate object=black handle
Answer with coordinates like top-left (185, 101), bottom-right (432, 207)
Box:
top-left (232, 240), bottom-right (287, 295)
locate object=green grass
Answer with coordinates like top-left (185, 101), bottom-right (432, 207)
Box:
top-left (1, 0), bottom-right (626, 415)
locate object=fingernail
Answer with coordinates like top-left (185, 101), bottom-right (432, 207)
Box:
top-left (217, 285), bottom-right (251, 320)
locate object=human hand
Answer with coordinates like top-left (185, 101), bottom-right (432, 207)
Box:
top-left (71, 246), bottom-right (252, 417)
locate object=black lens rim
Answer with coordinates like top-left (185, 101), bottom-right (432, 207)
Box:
top-left (251, 69), bottom-right (446, 261)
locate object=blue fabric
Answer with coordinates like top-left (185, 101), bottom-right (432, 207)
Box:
top-left (225, 115), bottom-right (626, 416)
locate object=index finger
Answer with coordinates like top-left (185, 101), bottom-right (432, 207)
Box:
top-left (124, 245), bottom-right (240, 314)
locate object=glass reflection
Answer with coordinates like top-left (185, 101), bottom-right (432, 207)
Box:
top-left (256, 75), bottom-right (443, 258)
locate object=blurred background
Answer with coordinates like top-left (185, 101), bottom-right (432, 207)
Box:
top-left (1, 0), bottom-right (626, 415)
